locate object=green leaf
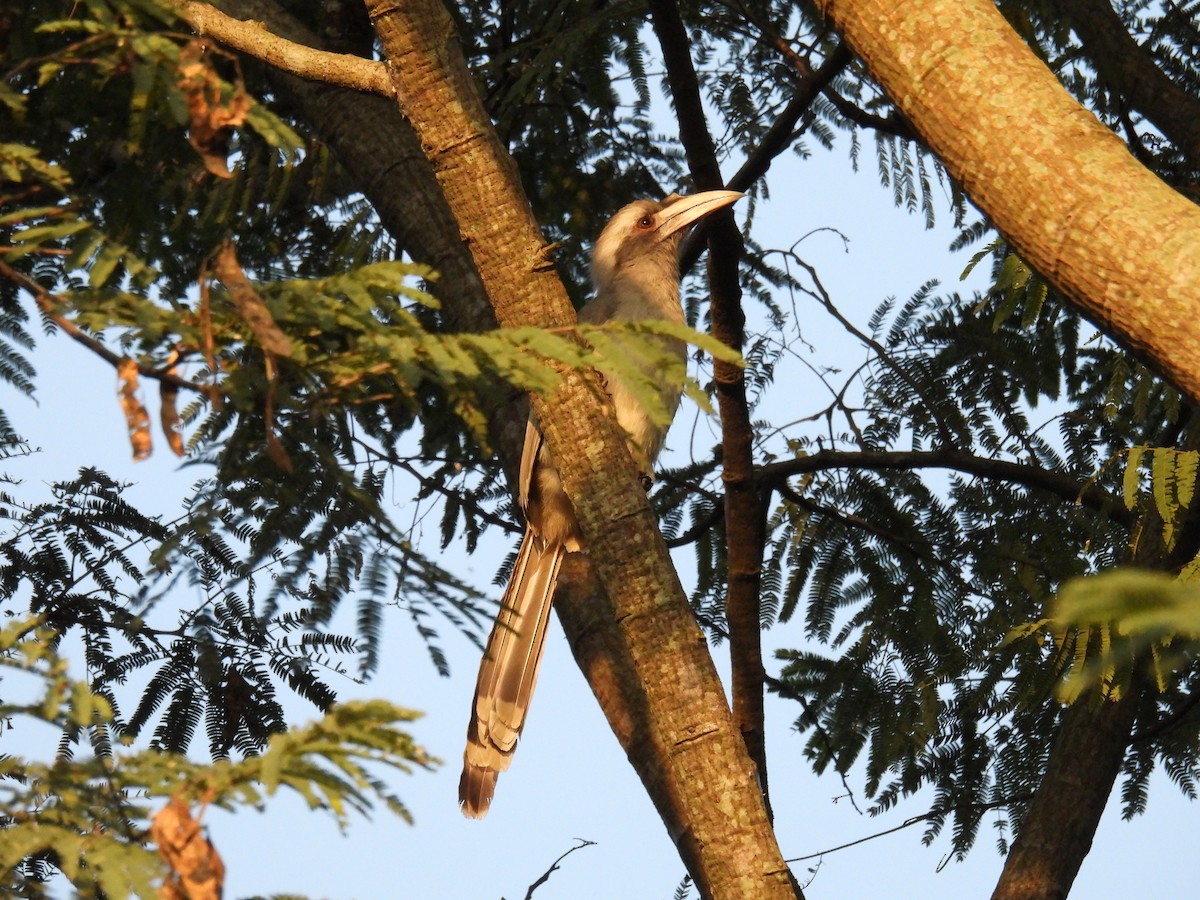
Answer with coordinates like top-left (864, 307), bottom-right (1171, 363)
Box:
top-left (1054, 570), bottom-right (1192, 633)
top-left (1151, 448), bottom-right (1176, 522)
top-left (1123, 445), bottom-right (1145, 510)
top-left (958, 238), bottom-right (1002, 281)
top-left (10, 218), bottom-right (91, 248)
top-left (1176, 451), bottom-right (1198, 510)
top-left (89, 239), bottom-right (128, 288)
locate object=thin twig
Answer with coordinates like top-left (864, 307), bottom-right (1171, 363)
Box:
top-left (0, 259), bottom-right (198, 393)
top-left (521, 839), bottom-right (597, 900)
top-left (759, 446), bottom-right (1133, 528)
top-left (765, 674), bottom-right (862, 814)
top-left (787, 796), bottom-right (1027, 863)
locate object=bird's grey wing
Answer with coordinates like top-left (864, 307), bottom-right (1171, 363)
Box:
top-left (517, 415), bottom-right (543, 513)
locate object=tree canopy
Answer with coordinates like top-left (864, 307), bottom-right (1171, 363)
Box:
top-left (2, 0), bottom-right (1199, 897)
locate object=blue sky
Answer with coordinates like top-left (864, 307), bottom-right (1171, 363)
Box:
top-left (7, 79), bottom-right (1199, 900)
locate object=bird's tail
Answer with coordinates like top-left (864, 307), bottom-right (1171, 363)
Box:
top-left (459, 529), bottom-right (564, 817)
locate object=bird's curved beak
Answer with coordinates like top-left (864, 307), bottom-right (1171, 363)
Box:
top-left (655, 190), bottom-right (744, 241)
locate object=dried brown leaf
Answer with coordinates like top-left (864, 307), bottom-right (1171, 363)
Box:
top-left (151, 795), bottom-right (225, 900)
top-left (212, 242), bottom-right (294, 357)
top-left (160, 355), bottom-right (184, 457)
top-left (177, 40), bottom-right (250, 179)
top-left (117, 357), bottom-right (152, 461)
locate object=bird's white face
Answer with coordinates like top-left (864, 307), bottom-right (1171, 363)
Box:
top-left (591, 191), bottom-right (743, 294)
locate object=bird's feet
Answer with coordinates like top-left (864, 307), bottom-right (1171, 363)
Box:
top-left (532, 241), bottom-right (561, 272)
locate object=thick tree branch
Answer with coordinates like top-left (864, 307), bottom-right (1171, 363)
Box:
top-left (166, 0), bottom-right (391, 95)
top-left (814, 0), bottom-right (1200, 407)
top-left (648, 0), bottom-right (776, 832)
top-left (215, 0), bottom-right (491, 321)
top-left (990, 675), bottom-right (1141, 900)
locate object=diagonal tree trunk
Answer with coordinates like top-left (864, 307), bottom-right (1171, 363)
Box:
top-left (993, 416), bottom-right (1200, 899)
top-left (990, 685), bottom-right (1140, 900)
top-left (366, 1), bottom-right (796, 896)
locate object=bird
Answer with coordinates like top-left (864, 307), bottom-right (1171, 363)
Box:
top-left (459, 190), bottom-right (743, 818)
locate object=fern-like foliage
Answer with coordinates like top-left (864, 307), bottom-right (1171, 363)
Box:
top-left (0, 616), bottom-right (433, 897)
top-left (764, 265), bottom-right (1200, 856)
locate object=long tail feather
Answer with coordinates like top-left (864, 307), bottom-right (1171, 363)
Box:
top-left (459, 529), bottom-right (564, 817)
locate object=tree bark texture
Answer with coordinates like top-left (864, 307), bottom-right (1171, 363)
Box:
top-left (647, 0), bottom-right (771, 815)
top-left (990, 688), bottom-right (1139, 900)
top-left (816, 0), bottom-right (1200, 407)
top-left (367, 2), bottom-right (795, 896)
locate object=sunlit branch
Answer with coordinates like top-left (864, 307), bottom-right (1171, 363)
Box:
top-left (167, 0), bottom-right (391, 96)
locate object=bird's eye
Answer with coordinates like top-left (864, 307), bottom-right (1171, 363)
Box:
top-left (636, 215), bottom-right (654, 229)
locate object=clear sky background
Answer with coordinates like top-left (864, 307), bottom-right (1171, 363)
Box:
top-left (8, 84), bottom-right (1199, 900)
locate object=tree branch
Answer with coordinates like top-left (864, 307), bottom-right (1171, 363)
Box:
top-left (759, 447), bottom-right (1133, 527)
top-left (681, 43), bottom-right (852, 271)
top-left (720, 3), bottom-right (920, 145)
top-left (765, 675), bottom-right (862, 815)
top-left (0, 259), bottom-right (198, 393)
top-left (523, 839), bottom-right (597, 900)
top-left (814, 0), bottom-right (1200, 408)
top-left (166, 0), bottom-right (392, 96)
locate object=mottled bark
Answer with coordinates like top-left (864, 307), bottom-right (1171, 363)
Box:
top-left (816, 0), bottom-right (1200, 407)
top-left (368, 1), bottom-right (794, 896)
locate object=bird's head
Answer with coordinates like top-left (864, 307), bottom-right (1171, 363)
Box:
top-left (590, 190), bottom-right (743, 298)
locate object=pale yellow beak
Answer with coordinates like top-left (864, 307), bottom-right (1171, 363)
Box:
top-left (654, 190), bottom-right (744, 241)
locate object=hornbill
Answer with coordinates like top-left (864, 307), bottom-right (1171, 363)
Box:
top-left (459, 190), bottom-right (744, 817)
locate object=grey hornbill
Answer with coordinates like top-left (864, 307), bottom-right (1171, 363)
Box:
top-left (459, 190), bottom-right (743, 817)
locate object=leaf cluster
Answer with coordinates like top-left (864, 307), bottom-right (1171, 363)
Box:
top-left (0, 616), bottom-right (433, 898)
top-left (764, 270), bottom-right (1199, 856)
